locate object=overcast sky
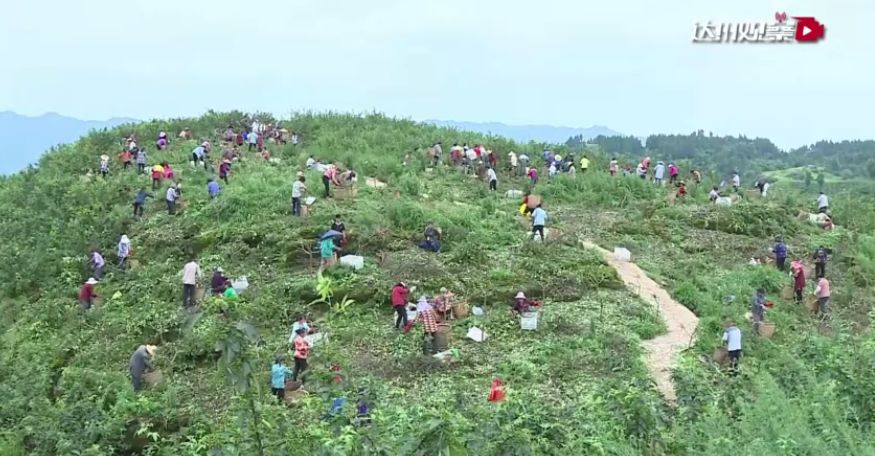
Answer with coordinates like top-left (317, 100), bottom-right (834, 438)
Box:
top-left (1, 0), bottom-right (870, 148)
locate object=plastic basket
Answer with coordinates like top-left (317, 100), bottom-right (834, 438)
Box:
top-left (520, 311), bottom-right (539, 330)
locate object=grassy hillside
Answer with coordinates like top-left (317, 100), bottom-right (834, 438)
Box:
top-left (2, 112), bottom-right (875, 455)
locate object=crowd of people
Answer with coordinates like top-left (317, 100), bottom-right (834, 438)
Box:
top-left (74, 122), bottom-right (840, 402)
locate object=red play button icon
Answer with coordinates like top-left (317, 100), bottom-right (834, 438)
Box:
top-left (794, 17), bottom-right (826, 42)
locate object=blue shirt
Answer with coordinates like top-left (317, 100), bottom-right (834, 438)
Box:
top-left (532, 207), bottom-right (547, 226)
top-left (134, 190), bottom-right (152, 204)
top-left (208, 181), bottom-right (220, 196)
top-left (271, 363), bottom-right (291, 389)
top-left (247, 132), bottom-right (258, 144)
top-left (722, 326), bottom-right (742, 351)
top-left (192, 146), bottom-right (205, 158)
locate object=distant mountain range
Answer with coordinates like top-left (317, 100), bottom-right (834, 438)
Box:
top-left (0, 111), bottom-right (136, 174)
top-left (425, 120), bottom-right (622, 144)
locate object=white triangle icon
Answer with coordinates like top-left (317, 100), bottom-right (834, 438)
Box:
top-left (803, 26), bottom-right (812, 36)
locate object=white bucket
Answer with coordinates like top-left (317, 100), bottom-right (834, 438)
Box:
top-left (340, 255), bottom-right (364, 270)
top-left (613, 248), bottom-right (631, 262)
top-left (466, 327), bottom-right (487, 342)
top-left (520, 311), bottom-right (539, 330)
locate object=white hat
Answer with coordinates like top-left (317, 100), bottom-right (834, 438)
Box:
top-left (145, 345), bottom-right (158, 355)
top-left (120, 235), bottom-right (130, 244)
top-left (515, 291), bottom-right (526, 299)
top-left (555, 155), bottom-right (562, 161)
top-left (202, 141), bottom-right (209, 147)
top-left (86, 277), bottom-right (98, 285)
top-left (216, 267), bottom-right (224, 272)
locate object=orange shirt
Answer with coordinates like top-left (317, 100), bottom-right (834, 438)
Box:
top-left (120, 151), bottom-right (132, 162)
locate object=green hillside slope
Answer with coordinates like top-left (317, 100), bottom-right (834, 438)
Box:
top-left (2, 112), bottom-right (875, 455)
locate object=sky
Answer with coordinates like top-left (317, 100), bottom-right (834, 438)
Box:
top-left (1, 0), bottom-right (871, 149)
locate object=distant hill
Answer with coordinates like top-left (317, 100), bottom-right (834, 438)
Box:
top-left (0, 111), bottom-right (137, 174)
top-left (425, 119), bottom-right (621, 144)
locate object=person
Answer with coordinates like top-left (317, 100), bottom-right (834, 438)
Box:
top-left (117, 235), bottom-right (131, 270)
top-left (235, 131), bottom-right (245, 147)
top-left (133, 187), bottom-right (153, 217)
top-left (731, 172), bottom-right (741, 192)
top-left (323, 163), bottom-right (340, 197)
top-left (127, 136), bottom-right (138, 152)
top-left (420, 223), bottom-right (442, 252)
top-left (817, 191), bottom-right (829, 214)
top-left (291, 315), bottom-right (315, 336)
top-left (755, 180), bottom-right (766, 195)
top-left (99, 155), bottom-right (110, 178)
top-left (772, 237), bottom-right (788, 271)
top-left (320, 233), bottom-right (341, 269)
top-left (527, 167), bottom-right (539, 185)
top-left (813, 245), bottom-right (829, 278)
top-left (391, 282), bottom-right (411, 329)
top-left (548, 161), bottom-right (557, 178)
top-left (653, 162), bottom-right (666, 185)
top-left (508, 151), bottom-right (518, 173)
top-left (247, 130), bottom-right (258, 151)
top-left (291, 176), bottom-right (307, 216)
top-left (162, 161), bottom-right (174, 180)
top-left (129, 344), bottom-right (157, 392)
top-left (518, 153), bottom-right (529, 174)
top-left (269, 355), bottom-right (294, 402)
top-left (135, 147), bottom-right (147, 175)
top-left (814, 276), bottom-right (831, 318)
top-left (636, 162), bottom-right (647, 179)
top-left (762, 181), bottom-right (770, 198)
top-left (579, 155), bottom-right (590, 174)
top-left (691, 169), bottom-right (702, 184)
top-left (609, 158), bottom-right (618, 176)
top-left (432, 141), bottom-right (442, 165)
top-left (166, 184), bottom-right (180, 215)
top-left (90, 248), bottom-right (106, 280)
top-left (434, 287), bottom-right (455, 321)
top-left (721, 320), bottom-right (742, 375)
top-left (709, 186), bottom-right (720, 202)
top-left (751, 288), bottom-right (766, 330)
top-left (675, 181), bottom-right (687, 198)
top-left (486, 166), bottom-right (497, 191)
top-left (520, 192), bottom-right (535, 217)
top-left (531, 204), bottom-right (547, 241)
top-left (156, 133), bottom-right (168, 150)
top-left (291, 328), bottom-right (310, 382)
top-left (79, 277), bottom-right (99, 310)
top-left (512, 291), bottom-right (532, 314)
top-left (119, 149), bottom-right (133, 169)
top-left (291, 131), bottom-right (300, 146)
top-left (211, 267), bottom-right (230, 295)
top-left (792, 262), bottom-right (806, 305)
top-left (182, 257), bottom-right (201, 307)
top-left (668, 163), bottom-right (679, 184)
top-left (331, 214), bottom-right (347, 248)
top-left (219, 159), bottom-right (232, 185)
top-left (415, 296), bottom-right (440, 354)
top-left (179, 127), bottom-right (193, 140)
top-left (150, 163), bottom-right (164, 190)
top-left (191, 143), bottom-right (206, 167)
top-left (207, 178), bottom-right (221, 199)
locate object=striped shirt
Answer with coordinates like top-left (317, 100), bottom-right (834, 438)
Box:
top-left (418, 308), bottom-right (439, 333)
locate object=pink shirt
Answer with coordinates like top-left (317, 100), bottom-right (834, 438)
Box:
top-left (816, 278), bottom-right (830, 298)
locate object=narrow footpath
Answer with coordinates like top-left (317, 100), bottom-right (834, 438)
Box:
top-left (581, 241), bottom-right (700, 403)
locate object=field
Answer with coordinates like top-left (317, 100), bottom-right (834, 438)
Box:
top-left (1, 112), bottom-right (875, 455)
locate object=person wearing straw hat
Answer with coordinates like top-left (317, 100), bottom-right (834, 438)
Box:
top-left (117, 235), bottom-right (131, 270)
top-left (512, 291), bottom-right (532, 314)
top-left (99, 154), bottom-right (110, 178)
top-left (211, 267), bottom-right (230, 295)
top-left (78, 277), bottom-right (99, 310)
top-left (219, 158), bottom-right (232, 185)
top-left (129, 344), bottom-right (157, 392)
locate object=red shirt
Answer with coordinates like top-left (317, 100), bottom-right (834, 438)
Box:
top-left (293, 335), bottom-right (310, 359)
top-left (391, 285), bottom-right (408, 307)
top-left (119, 151), bottom-right (132, 162)
top-left (794, 269), bottom-right (806, 289)
top-left (79, 283), bottom-right (95, 300)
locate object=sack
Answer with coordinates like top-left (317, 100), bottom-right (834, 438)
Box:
top-left (712, 347), bottom-right (728, 364)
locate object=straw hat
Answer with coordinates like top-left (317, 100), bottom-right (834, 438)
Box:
top-left (144, 345), bottom-right (158, 356)
top-left (86, 277), bottom-right (98, 285)
top-left (100, 154), bottom-right (109, 161)
top-left (515, 291), bottom-right (526, 300)
top-left (216, 267), bottom-right (224, 272)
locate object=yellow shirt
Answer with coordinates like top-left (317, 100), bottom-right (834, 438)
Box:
top-left (580, 158), bottom-right (590, 169)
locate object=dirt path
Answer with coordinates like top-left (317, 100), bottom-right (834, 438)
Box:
top-left (581, 241), bottom-right (699, 403)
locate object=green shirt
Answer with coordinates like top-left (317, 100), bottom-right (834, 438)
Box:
top-left (320, 239), bottom-right (335, 258)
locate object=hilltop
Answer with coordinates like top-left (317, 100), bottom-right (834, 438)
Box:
top-left (1, 112), bottom-right (875, 455)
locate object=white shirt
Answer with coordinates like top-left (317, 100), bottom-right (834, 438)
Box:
top-left (182, 261), bottom-right (201, 285)
top-left (732, 175), bottom-right (740, 187)
top-left (306, 158), bottom-right (316, 168)
top-left (548, 164), bottom-right (557, 176)
top-left (247, 132), bottom-right (258, 144)
top-left (166, 187), bottom-right (178, 202)
top-left (292, 181), bottom-right (305, 198)
top-left (654, 164), bottom-right (665, 179)
top-left (466, 149), bottom-right (477, 161)
top-left (509, 153), bottom-right (518, 167)
top-left (709, 189), bottom-right (719, 200)
top-left (722, 326), bottom-right (742, 351)
top-left (487, 168), bottom-right (497, 181)
top-left (129, 141), bottom-right (137, 151)
top-left (817, 194), bottom-right (828, 209)
top-left (763, 182), bottom-right (770, 196)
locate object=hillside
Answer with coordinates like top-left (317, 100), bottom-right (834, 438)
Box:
top-left (0, 111), bottom-right (137, 174)
top-left (2, 112), bottom-right (875, 455)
